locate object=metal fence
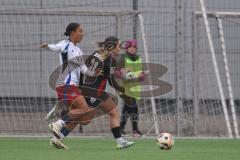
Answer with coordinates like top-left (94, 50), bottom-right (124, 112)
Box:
top-left (0, 0), bottom-right (240, 137)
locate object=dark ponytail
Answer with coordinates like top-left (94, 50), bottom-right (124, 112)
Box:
top-left (64, 23), bottom-right (80, 36)
top-left (97, 42), bottom-right (105, 48)
top-left (97, 36), bottom-right (119, 51)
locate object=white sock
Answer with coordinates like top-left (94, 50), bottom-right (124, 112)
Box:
top-left (55, 119), bottom-right (65, 127)
top-left (59, 133), bottom-right (65, 140)
top-left (116, 137), bottom-right (125, 144)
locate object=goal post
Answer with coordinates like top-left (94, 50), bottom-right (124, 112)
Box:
top-left (216, 15), bottom-right (239, 138)
top-left (138, 13), bottom-right (159, 135)
top-left (193, 4), bottom-right (240, 138)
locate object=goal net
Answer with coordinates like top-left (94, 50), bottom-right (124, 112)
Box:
top-left (0, 8), bottom-right (171, 136)
top-left (193, 10), bottom-right (240, 137)
top-left (2, 3), bottom-right (239, 138)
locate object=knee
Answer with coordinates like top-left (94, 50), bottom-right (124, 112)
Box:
top-left (108, 109), bottom-right (119, 118)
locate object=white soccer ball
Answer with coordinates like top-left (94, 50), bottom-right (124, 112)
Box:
top-left (125, 71), bottom-right (138, 80)
top-left (156, 132), bottom-right (174, 150)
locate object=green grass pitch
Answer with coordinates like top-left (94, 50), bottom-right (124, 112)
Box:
top-left (0, 137), bottom-right (239, 160)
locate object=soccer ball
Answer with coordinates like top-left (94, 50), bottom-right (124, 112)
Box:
top-left (125, 71), bottom-right (138, 80)
top-left (156, 132), bottom-right (174, 150)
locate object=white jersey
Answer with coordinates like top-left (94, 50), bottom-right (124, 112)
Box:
top-left (48, 39), bottom-right (89, 87)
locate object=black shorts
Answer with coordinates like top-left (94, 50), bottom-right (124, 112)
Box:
top-left (80, 86), bottom-right (110, 100)
top-left (84, 97), bottom-right (102, 108)
top-left (80, 86), bottom-right (110, 108)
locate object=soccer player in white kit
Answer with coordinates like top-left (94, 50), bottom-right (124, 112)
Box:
top-left (41, 23), bottom-right (101, 149)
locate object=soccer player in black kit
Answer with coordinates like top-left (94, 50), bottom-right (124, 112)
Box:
top-left (47, 36), bottom-right (134, 149)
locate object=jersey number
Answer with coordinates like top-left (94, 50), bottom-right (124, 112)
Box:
top-left (89, 58), bottom-right (99, 71)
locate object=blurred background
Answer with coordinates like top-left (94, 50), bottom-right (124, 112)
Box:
top-left (0, 0), bottom-right (240, 137)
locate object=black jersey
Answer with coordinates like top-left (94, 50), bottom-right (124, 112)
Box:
top-left (78, 51), bottom-right (124, 107)
top-left (84, 51), bottom-right (110, 90)
top-left (83, 51), bottom-right (124, 94)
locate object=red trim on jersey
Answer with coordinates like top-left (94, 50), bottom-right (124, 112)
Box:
top-left (97, 78), bottom-right (108, 97)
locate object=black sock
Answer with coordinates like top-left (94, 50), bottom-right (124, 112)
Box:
top-left (60, 127), bottom-right (70, 137)
top-left (111, 127), bottom-right (121, 139)
top-left (132, 121), bottom-right (138, 131)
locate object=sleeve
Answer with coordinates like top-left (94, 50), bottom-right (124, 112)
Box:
top-left (80, 64), bottom-right (95, 77)
top-left (68, 55), bottom-right (96, 77)
top-left (108, 57), bottom-right (125, 93)
top-left (47, 41), bottom-right (68, 53)
top-left (82, 53), bottom-right (105, 77)
top-left (116, 54), bottom-right (125, 68)
top-left (108, 76), bottom-right (125, 93)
